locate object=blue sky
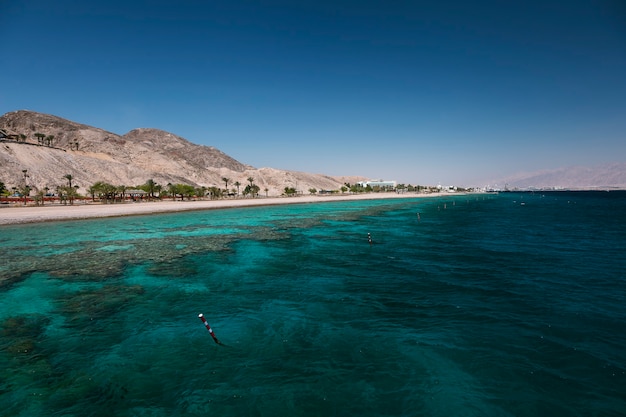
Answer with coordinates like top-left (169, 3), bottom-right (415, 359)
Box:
top-left (2, 0), bottom-right (625, 186)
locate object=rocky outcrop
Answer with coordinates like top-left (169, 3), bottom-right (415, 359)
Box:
top-left (0, 110), bottom-right (365, 195)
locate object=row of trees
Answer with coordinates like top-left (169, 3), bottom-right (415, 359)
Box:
top-left (220, 176), bottom-right (264, 197)
top-left (341, 183), bottom-right (446, 193)
top-left (0, 130), bottom-right (55, 146)
top-left (34, 133), bottom-right (55, 147)
top-left (0, 173), bottom-right (79, 205)
top-left (86, 176), bottom-right (268, 203)
top-left (1, 129), bottom-right (80, 150)
top-left (1, 174), bottom-right (271, 205)
top-left (2, 172), bottom-right (446, 206)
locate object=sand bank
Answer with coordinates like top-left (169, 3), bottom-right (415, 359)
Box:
top-left (0, 193), bottom-right (446, 226)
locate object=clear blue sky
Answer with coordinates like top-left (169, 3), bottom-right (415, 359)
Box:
top-left (2, 1), bottom-right (625, 186)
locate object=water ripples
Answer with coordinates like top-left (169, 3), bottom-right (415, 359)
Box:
top-left (1, 193), bottom-right (625, 416)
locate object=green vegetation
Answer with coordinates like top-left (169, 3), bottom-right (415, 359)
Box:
top-left (283, 187), bottom-right (297, 196)
top-left (1, 173), bottom-right (441, 205)
top-left (244, 183), bottom-right (260, 198)
top-left (138, 179), bottom-right (160, 200)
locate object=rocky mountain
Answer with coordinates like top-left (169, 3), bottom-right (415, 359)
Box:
top-left (0, 110), bottom-right (364, 195)
top-left (496, 163), bottom-right (626, 190)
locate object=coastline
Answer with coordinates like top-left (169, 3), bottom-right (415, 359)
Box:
top-left (0, 193), bottom-right (447, 226)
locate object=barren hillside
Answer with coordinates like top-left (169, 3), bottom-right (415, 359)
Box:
top-left (1, 110), bottom-right (365, 196)
top-left (496, 163), bottom-right (626, 190)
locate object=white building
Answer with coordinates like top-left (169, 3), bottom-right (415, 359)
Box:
top-left (357, 179), bottom-right (397, 189)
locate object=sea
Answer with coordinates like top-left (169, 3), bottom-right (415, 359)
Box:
top-left (0, 191), bottom-right (625, 417)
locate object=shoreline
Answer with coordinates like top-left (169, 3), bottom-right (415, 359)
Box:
top-left (0, 193), bottom-right (450, 226)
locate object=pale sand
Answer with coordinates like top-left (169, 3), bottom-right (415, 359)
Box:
top-left (0, 193), bottom-right (446, 226)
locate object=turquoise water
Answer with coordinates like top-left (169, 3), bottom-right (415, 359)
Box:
top-left (1, 192), bottom-right (625, 416)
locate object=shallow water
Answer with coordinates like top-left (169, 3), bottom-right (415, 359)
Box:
top-left (1, 192), bottom-right (625, 416)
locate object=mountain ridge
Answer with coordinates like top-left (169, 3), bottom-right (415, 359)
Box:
top-left (490, 162), bottom-right (626, 190)
top-left (0, 110), bottom-right (365, 195)
top-left (3, 110), bottom-right (624, 193)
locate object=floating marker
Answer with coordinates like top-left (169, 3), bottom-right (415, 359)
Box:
top-left (199, 313), bottom-right (221, 345)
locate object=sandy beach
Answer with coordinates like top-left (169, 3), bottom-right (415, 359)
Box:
top-left (0, 193), bottom-right (444, 226)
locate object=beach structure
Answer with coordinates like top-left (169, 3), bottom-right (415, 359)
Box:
top-left (126, 189), bottom-right (148, 200)
top-left (0, 128), bottom-right (20, 141)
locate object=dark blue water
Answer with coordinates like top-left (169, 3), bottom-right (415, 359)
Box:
top-left (1, 192), bottom-right (625, 416)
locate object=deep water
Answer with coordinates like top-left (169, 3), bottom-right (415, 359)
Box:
top-left (1, 192), bottom-right (625, 416)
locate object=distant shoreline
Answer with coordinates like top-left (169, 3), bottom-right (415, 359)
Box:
top-left (0, 192), bottom-right (452, 226)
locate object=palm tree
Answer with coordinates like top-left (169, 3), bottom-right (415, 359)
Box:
top-left (179, 184), bottom-right (195, 200)
top-left (34, 189), bottom-right (44, 206)
top-left (87, 185), bottom-right (98, 202)
top-left (56, 186), bottom-right (64, 204)
top-left (45, 135), bottom-right (55, 147)
top-left (264, 187), bottom-right (269, 197)
top-left (234, 181), bottom-right (241, 196)
top-left (208, 186), bottom-right (222, 200)
top-left (196, 186), bottom-right (207, 199)
top-left (34, 132), bottom-right (45, 145)
top-left (222, 177), bottom-right (230, 191)
top-left (20, 185), bottom-right (30, 205)
top-left (65, 185), bottom-right (79, 205)
top-left (168, 183), bottom-right (184, 201)
top-left (93, 182), bottom-right (118, 203)
top-left (246, 177), bottom-right (255, 198)
top-left (64, 174), bottom-right (73, 188)
top-left (0, 181), bottom-right (8, 196)
top-left (63, 175), bottom-right (76, 204)
top-left (144, 179), bottom-right (157, 200)
top-left (117, 185), bottom-right (127, 202)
